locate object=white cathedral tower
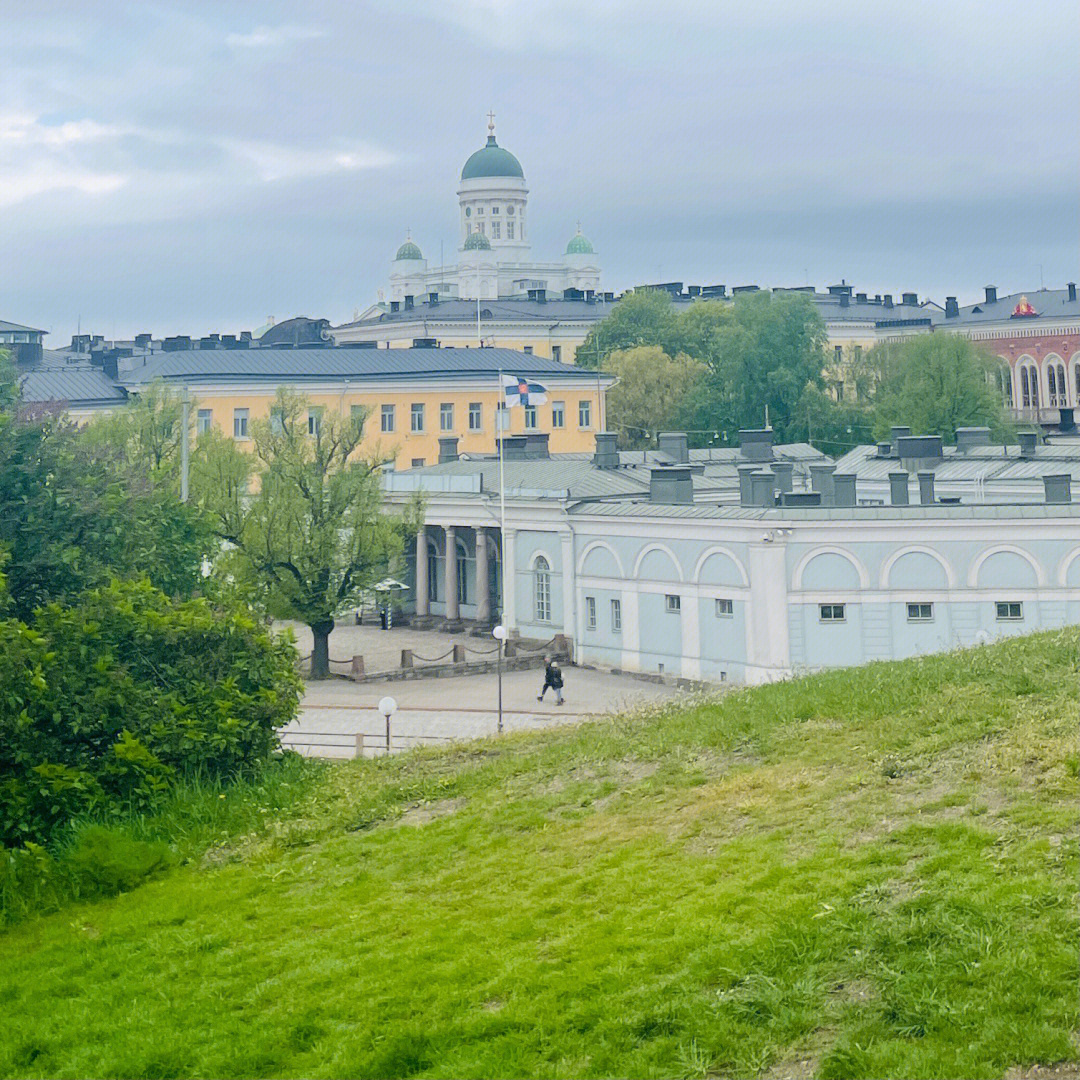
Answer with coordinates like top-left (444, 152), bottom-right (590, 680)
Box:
top-left (385, 115), bottom-right (601, 304)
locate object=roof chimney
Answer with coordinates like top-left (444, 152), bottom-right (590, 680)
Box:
top-left (738, 428), bottom-right (774, 463)
top-left (101, 351), bottom-right (119, 381)
top-left (1018, 431), bottom-right (1037, 458)
top-left (750, 470), bottom-right (776, 507)
top-left (1044, 475), bottom-right (1072, 504)
top-left (1059, 407), bottom-right (1076, 433)
top-left (737, 465), bottom-right (757, 506)
top-left (945, 296), bottom-right (959, 318)
top-left (438, 436), bottom-right (459, 464)
top-left (883, 293), bottom-right (894, 309)
top-left (1068, 282), bottom-right (1077, 303)
top-left (876, 442), bottom-right (893, 458)
top-left (889, 472), bottom-right (910, 505)
top-left (984, 285), bottom-right (997, 305)
top-left (808, 463), bottom-right (836, 505)
top-left (890, 425), bottom-right (912, 456)
top-left (839, 291), bottom-right (850, 308)
top-left (593, 432), bottom-right (619, 469)
top-left (657, 431), bottom-right (689, 464)
top-left (650, 466), bottom-right (694, 505)
top-left (896, 434), bottom-right (944, 462)
top-left (832, 473), bottom-right (857, 507)
top-left (917, 471), bottom-right (936, 505)
top-left (955, 426), bottom-right (991, 453)
top-left (771, 461), bottom-right (794, 493)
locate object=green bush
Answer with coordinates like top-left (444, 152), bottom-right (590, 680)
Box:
top-left (0, 579), bottom-right (302, 846)
top-left (64, 826), bottom-right (173, 897)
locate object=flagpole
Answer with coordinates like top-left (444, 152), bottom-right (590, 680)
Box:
top-left (497, 368), bottom-right (508, 629)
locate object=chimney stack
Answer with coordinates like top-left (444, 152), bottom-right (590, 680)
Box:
top-left (650, 466), bottom-right (694, 505)
top-left (889, 472), bottom-right (910, 506)
top-left (737, 465), bottom-right (757, 506)
top-left (808, 463), bottom-right (836, 504)
top-left (771, 461), bottom-right (794, 493)
top-left (738, 428), bottom-right (774, 463)
top-left (657, 431), bottom-right (689, 464)
top-left (945, 297), bottom-right (959, 318)
top-left (750, 470), bottom-right (776, 508)
top-left (593, 432), bottom-right (619, 469)
top-left (889, 425), bottom-right (912, 456)
top-left (984, 285), bottom-right (997, 305)
top-left (1018, 431), bottom-right (1037, 458)
top-left (917, 471), bottom-right (936, 505)
top-left (1044, 475), bottom-right (1072, 504)
top-left (883, 293), bottom-right (894, 309)
top-left (955, 427), bottom-right (991, 453)
top-left (1069, 282), bottom-right (1077, 303)
top-left (832, 473), bottom-right (857, 507)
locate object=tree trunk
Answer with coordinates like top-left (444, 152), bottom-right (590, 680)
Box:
top-left (310, 618), bottom-right (334, 679)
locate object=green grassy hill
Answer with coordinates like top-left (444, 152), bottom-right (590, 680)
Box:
top-left (2, 631), bottom-right (1078, 1079)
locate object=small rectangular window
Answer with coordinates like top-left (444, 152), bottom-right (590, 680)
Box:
top-left (492, 221), bottom-right (501, 239)
top-left (820, 603), bottom-right (845, 622)
top-left (552, 345), bottom-right (562, 363)
top-left (665, 594), bottom-right (681, 614)
top-left (507, 222), bottom-right (514, 239)
top-left (381, 404), bottom-right (395, 433)
top-left (611, 598), bottom-right (622, 632)
top-left (411, 458), bottom-right (425, 468)
top-left (996, 601), bottom-right (1023, 621)
top-left (586, 596), bottom-right (597, 630)
top-left (468, 402), bottom-right (482, 431)
top-left (578, 399), bottom-right (592, 429)
top-left (551, 401), bottom-right (565, 428)
top-left (232, 407), bottom-right (249, 440)
top-left (715, 598), bottom-right (733, 618)
top-left (307, 407), bottom-right (323, 437)
top-left (196, 408), bottom-right (212, 435)
top-left (522, 345), bottom-right (533, 354)
top-left (907, 602), bottom-right (933, 621)
top-left (410, 402), bottom-right (424, 433)
top-left (834, 345), bottom-right (843, 364)
top-left (524, 404), bottom-right (538, 429)
top-left (439, 402), bottom-right (454, 431)
top-left (491, 205), bottom-right (499, 215)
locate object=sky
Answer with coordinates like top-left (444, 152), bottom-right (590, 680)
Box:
top-left (2, 0), bottom-right (1077, 344)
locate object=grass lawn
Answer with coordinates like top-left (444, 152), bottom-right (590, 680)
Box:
top-left (1, 629), bottom-right (1077, 1079)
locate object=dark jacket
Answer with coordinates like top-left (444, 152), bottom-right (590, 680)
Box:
top-left (545, 662), bottom-right (563, 689)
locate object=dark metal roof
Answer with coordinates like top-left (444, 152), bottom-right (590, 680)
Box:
top-left (123, 347), bottom-right (610, 386)
top-left (0, 320), bottom-right (46, 334)
top-left (931, 288), bottom-right (1080, 327)
top-left (335, 298), bottom-right (613, 330)
top-left (19, 367), bottom-right (127, 408)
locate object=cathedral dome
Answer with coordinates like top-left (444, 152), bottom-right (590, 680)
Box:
top-left (461, 136), bottom-right (524, 180)
top-left (395, 239), bottom-right (423, 260)
top-left (566, 228), bottom-right (594, 255)
top-left (463, 231), bottom-right (492, 251)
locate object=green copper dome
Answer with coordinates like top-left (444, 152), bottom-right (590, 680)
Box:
top-left (395, 239), bottom-right (423, 260)
top-left (566, 230), bottom-right (594, 255)
top-left (461, 136), bottom-right (524, 181)
top-left (463, 231), bottom-right (491, 251)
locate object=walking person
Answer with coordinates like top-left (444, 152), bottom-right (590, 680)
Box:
top-left (538, 656), bottom-right (565, 705)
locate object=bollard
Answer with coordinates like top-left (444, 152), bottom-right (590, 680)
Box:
top-left (453, 643), bottom-right (466, 664)
top-left (504, 641), bottom-right (517, 659)
top-left (350, 654), bottom-right (365, 680)
top-left (400, 648), bottom-right (413, 668)
top-left (354, 733), bottom-right (365, 758)
top-left (552, 633), bottom-right (569, 658)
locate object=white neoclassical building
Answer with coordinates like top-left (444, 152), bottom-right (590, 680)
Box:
top-left (382, 115), bottom-right (601, 305)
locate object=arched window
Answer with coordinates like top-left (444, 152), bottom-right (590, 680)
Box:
top-left (994, 363), bottom-right (1012, 407)
top-left (1074, 362), bottom-right (1080, 404)
top-left (1050, 363), bottom-right (1067, 406)
top-left (427, 539), bottom-right (440, 604)
top-left (456, 538), bottom-right (470, 606)
top-left (1020, 365), bottom-right (1039, 408)
top-left (533, 555), bottom-right (551, 623)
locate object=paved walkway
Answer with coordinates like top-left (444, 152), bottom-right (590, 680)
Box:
top-left (284, 666), bottom-right (684, 758)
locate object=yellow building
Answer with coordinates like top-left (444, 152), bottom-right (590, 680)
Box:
top-left (121, 345), bottom-right (612, 470)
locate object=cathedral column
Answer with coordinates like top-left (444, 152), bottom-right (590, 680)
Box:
top-left (475, 528), bottom-right (492, 626)
top-left (415, 527), bottom-right (429, 618)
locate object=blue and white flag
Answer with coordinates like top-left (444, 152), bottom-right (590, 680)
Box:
top-left (502, 374), bottom-right (548, 408)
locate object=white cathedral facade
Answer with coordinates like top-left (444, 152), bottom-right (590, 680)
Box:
top-left (387, 117), bottom-right (601, 303)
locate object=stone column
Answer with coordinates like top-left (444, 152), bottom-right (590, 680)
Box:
top-left (444, 525), bottom-right (461, 626)
top-left (415, 527), bottom-right (429, 618)
top-left (475, 528), bottom-right (491, 626)
top-left (560, 531), bottom-right (576, 657)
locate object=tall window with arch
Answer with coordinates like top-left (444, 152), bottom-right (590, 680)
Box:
top-left (1048, 361), bottom-right (1067, 407)
top-left (1020, 365), bottom-right (1039, 409)
top-left (995, 363), bottom-right (1013, 407)
top-left (533, 555), bottom-right (551, 623)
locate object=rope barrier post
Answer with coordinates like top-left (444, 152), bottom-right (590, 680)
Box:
top-left (354, 732), bottom-right (365, 759)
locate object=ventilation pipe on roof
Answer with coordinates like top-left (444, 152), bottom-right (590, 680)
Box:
top-left (650, 466), bottom-right (694, 505)
top-left (917, 471), bottom-right (936, 505)
top-left (808, 463), bottom-right (836, 505)
top-left (593, 432), bottom-right (619, 469)
top-left (738, 428), bottom-right (774, 463)
top-left (1044, 475), bottom-right (1072, 504)
top-left (750, 470), bottom-right (775, 508)
top-left (889, 472), bottom-right (910, 505)
top-left (657, 431), bottom-right (689, 464)
top-left (1018, 431), bottom-right (1037, 458)
top-left (737, 465), bottom-right (757, 506)
top-left (771, 461), bottom-right (794, 493)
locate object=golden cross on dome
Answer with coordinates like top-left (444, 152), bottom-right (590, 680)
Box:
top-left (487, 111), bottom-right (496, 137)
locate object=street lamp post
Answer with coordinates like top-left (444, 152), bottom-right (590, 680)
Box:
top-left (378, 695), bottom-right (397, 754)
top-left (492, 624), bottom-right (507, 734)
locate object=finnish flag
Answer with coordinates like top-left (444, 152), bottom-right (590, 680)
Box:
top-left (502, 374), bottom-right (548, 408)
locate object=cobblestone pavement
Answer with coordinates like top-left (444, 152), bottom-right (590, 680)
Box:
top-left (284, 666), bottom-right (685, 758)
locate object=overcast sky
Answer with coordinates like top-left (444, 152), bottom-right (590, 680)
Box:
top-left (3, 0), bottom-right (1077, 344)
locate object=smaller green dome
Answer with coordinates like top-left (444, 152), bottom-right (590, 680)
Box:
top-left (463, 231), bottom-right (491, 251)
top-left (566, 229), bottom-right (594, 255)
top-left (395, 239), bottom-right (423, 260)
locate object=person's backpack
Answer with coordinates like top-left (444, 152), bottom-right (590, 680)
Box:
top-left (550, 664), bottom-right (563, 689)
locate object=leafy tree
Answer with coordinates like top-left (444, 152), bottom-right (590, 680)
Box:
top-left (82, 379), bottom-right (187, 479)
top-left (0, 358), bottom-right (209, 620)
top-left (692, 291), bottom-right (829, 442)
top-left (576, 289), bottom-right (683, 369)
top-left (193, 389), bottom-right (420, 678)
top-left (602, 346), bottom-right (707, 449)
top-left (869, 334), bottom-right (1013, 443)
